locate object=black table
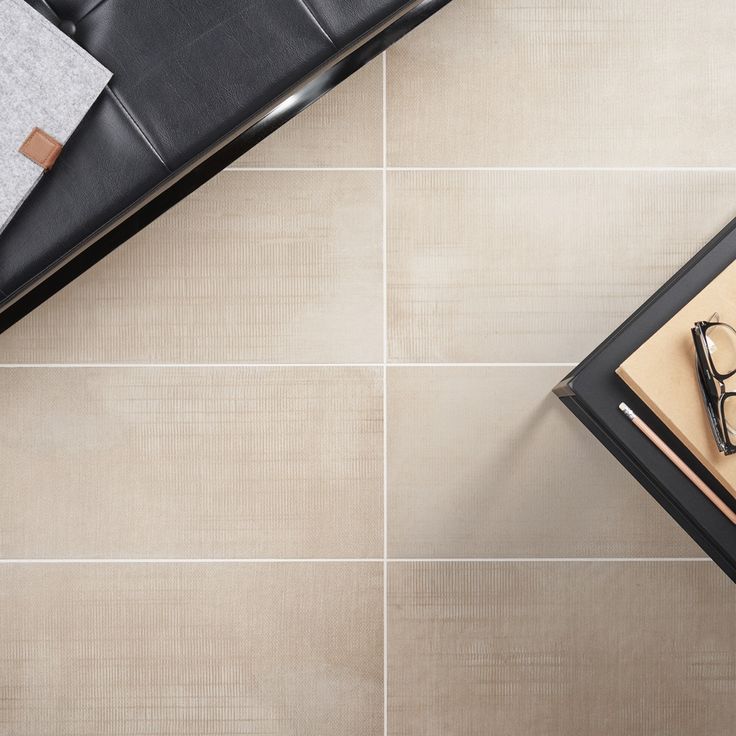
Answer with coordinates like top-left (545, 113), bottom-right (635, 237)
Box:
top-left (555, 218), bottom-right (736, 582)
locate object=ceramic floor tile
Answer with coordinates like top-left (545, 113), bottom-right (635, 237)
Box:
top-left (388, 560), bottom-right (736, 736)
top-left (387, 0), bottom-right (736, 166)
top-left (0, 171), bottom-right (382, 364)
top-left (0, 367), bottom-right (382, 558)
top-left (388, 170), bottom-right (736, 362)
top-left (0, 562), bottom-right (383, 736)
top-left (388, 366), bottom-right (701, 558)
top-left (233, 59), bottom-right (382, 168)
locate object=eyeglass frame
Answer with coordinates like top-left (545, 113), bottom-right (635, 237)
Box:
top-left (692, 315), bottom-right (736, 456)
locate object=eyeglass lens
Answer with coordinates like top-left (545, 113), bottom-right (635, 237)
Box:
top-left (705, 322), bottom-right (736, 376)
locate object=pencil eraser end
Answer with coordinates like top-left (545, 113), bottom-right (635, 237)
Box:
top-left (619, 402), bottom-right (635, 420)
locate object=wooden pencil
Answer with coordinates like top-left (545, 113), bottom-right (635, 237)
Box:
top-left (619, 402), bottom-right (736, 525)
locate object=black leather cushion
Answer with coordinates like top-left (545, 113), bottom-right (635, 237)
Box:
top-left (74, 0), bottom-right (338, 169)
top-left (307, 0), bottom-right (408, 46)
top-left (42, 0), bottom-right (103, 21)
top-left (1, 0), bottom-right (411, 304)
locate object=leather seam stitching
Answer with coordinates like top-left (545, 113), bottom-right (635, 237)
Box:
top-left (75, 0), bottom-right (109, 24)
top-left (106, 88), bottom-right (171, 172)
top-left (295, 0), bottom-right (338, 49)
top-left (36, 0), bottom-right (60, 22)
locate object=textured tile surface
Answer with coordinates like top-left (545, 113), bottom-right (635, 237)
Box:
top-left (389, 561), bottom-right (736, 736)
top-left (0, 562), bottom-right (383, 736)
top-left (234, 59), bottom-right (382, 168)
top-left (0, 367), bottom-right (383, 558)
top-left (0, 171), bottom-right (382, 363)
top-left (388, 367), bottom-right (700, 558)
top-left (388, 170), bottom-right (736, 362)
top-left (4, 2), bottom-right (734, 733)
top-left (387, 0), bottom-right (736, 166)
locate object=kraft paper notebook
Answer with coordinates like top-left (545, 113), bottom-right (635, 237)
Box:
top-left (0, 0), bottom-right (112, 233)
top-left (617, 259), bottom-right (736, 498)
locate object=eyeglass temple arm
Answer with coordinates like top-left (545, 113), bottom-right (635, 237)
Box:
top-left (695, 358), bottom-right (727, 453)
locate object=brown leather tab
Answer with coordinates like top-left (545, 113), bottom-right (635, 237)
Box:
top-left (18, 127), bottom-right (63, 171)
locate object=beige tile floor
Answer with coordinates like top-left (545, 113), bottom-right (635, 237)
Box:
top-left (2, 1), bottom-right (736, 733)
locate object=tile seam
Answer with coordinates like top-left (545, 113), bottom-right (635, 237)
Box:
top-left (0, 558), bottom-right (711, 563)
top-left (224, 166), bottom-right (736, 172)
top-left (0, 363), bottom-right (579, 368)
top-left (382, 50), bottom-right (389, 736)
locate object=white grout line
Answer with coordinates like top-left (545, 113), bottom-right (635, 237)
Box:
top-left (388, 362), bottom-right (577, 368)
top-left (0, 363), bottom-right (384, 369)
top-left (0, 362), bottom-right (578, 368)
top-left (387, 166), bottom-right (736, 172)
top-left (0, 558), bottom-right (383, 564)
top-left (0, 558), bottom-right (710, 563)
top-left (221, 166), bottom-right (736, 173)
top-left (224, 166), bottom-right (382, 172)
top-left (381, 50), bottom-right (389, 736)
top-left (389, 557), bottom-right (712, 563)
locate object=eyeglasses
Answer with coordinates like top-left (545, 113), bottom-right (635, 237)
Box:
top-left (692, 313), bottom-right (736, 455)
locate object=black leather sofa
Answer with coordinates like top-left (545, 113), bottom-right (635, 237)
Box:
top-left (0, 0), bottom-right (450, 334)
